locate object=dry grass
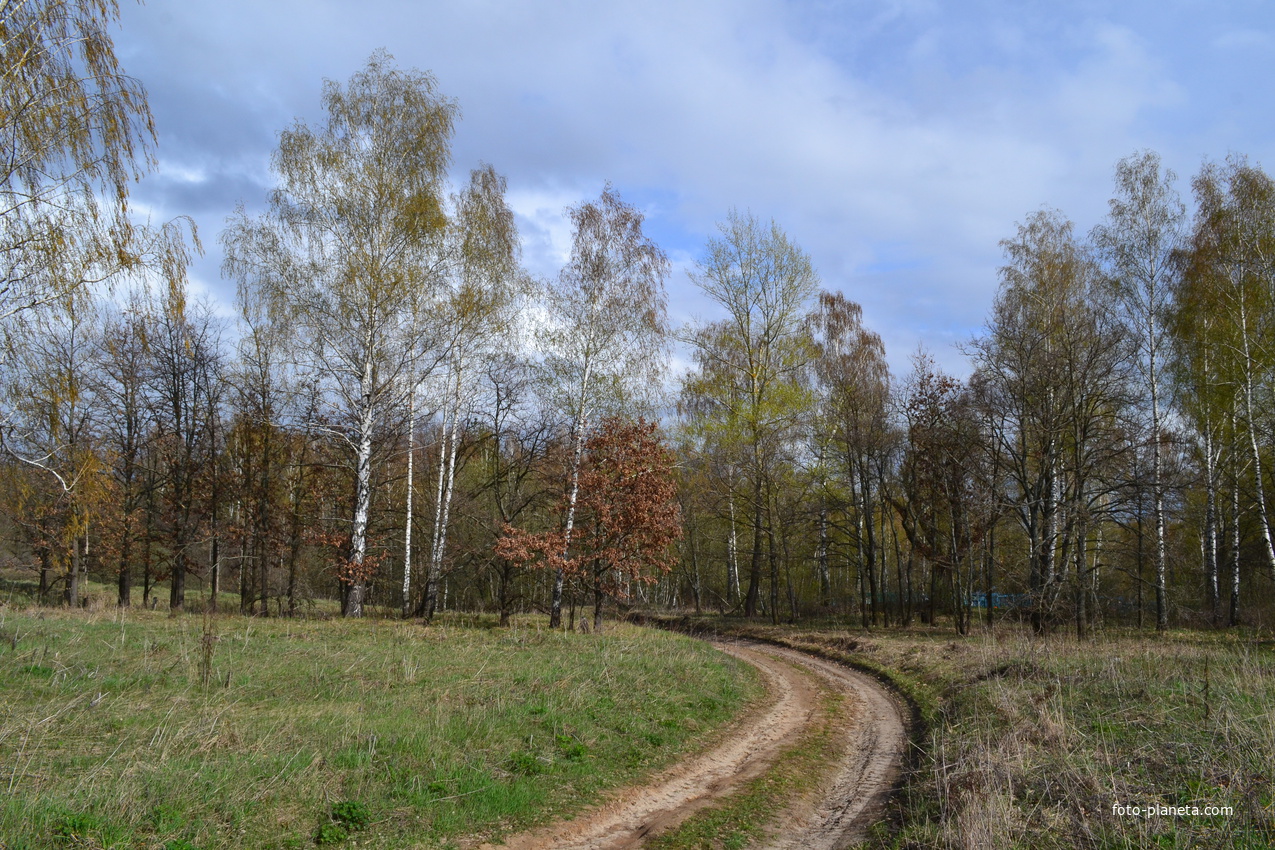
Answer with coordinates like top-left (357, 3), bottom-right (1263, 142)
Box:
top-left (688, 618), bottom-right (1275, 850)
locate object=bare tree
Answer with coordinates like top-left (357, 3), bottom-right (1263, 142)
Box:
top-left (225, 258), bottom-right (295, 615)
top-left (96, 290), bottom-right (154, 607)
top-left (970, 210), bottom-right (1134, 633)
top-left (145, 282), bottom-right (224, 614)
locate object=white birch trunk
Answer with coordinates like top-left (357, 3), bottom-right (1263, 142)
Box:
top-left (1230, 408), bottom-right (1242, 626)
top-left (345, 344), bottom-right (377, 618)
top-left (1204, 425), bottom-right (1219, 620)
top-left (1045, 447), bottom-right (1060, 585)
top-left (1237, 293), bottom-right (1275, 577)
top-left (402, 388), bottom-right (415, 618)
top-left (554, 412), bottom-right (587, 627)
top-left (727, 475), bottom-right (740, 603)
top-left (553, 354), bottom-right (594, 628)
top-left (1152, 363), bottom-right (1168, 631)
top-left (818, 503), bottom-right (830, 602)
top-left (347, 410), bottom-right (374, 617)
top-left (426, 385), bottom-right (451, 618)
top-left (428, 379), bottom-right (463, 619)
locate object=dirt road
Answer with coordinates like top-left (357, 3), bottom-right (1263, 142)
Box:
top-left (483, 640), bottom-right (907, 850)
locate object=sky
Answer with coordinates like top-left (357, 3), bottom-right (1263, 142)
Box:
top-left (113, 0), bottom-right (1275, 378)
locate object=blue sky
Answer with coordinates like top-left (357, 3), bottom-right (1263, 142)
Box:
top-left (115, 0), bottom-right (1275, 377)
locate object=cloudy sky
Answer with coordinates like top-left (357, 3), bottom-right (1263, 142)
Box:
top-left (114, 0), bottom-right (1275, 376)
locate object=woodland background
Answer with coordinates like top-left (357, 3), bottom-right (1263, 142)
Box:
top-left (5, 3), bottom-right (1275, 638)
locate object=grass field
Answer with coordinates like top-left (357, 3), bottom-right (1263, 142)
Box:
top-left (697, 618), bottom-right (1275, 850)
top-left (7, 582), bottom-right (1270, 850)
top-left (0, 602), bottom-right (759, 849)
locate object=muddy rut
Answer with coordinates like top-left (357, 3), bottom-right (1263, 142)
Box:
top-left (481, 639), bottom-right (907, 850)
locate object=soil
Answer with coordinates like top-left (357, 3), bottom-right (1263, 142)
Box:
top-left (479, 639), bottom-right (907, 849)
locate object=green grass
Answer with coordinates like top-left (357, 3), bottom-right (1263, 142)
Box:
top-left (678, 616), bottom-right (1275, 850)
top-left (0, 604), bottom-right (759, 849)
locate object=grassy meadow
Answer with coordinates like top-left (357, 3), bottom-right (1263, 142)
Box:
top-left (693, 618), bottom-right (1275, 850)
top-left (6, 576), bottom-right (1271, 850)
top-left (0, 600), bottom-right (759, 849)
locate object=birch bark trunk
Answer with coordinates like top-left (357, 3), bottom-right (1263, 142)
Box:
top-left (345, 355), bottom-right (376, 618)
top-left (402, 388), bottom-right (415, 618)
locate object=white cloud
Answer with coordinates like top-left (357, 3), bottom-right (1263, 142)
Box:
top-left (114, 0), bottom-right (1275, 379)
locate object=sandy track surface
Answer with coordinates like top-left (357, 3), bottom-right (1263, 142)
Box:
top-left (481, 640), bottom-right (906, 850)
top-left (758, 644), bottom-right (907, 849)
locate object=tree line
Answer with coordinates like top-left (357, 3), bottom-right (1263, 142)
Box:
top-left (4, 4), bottom-right (1274, 634)
top-left (675, 151), bottom-right (1275, 635)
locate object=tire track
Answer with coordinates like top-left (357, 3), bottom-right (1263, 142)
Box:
top-left (481, 639), bottom-right (906, 849)
top-left (756, 644), bottom-right (906, 849)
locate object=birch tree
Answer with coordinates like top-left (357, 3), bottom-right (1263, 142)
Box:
top-left (807, 291), bottom-right (890, 621)
top-left (1, 0), bottom-right (155, 334)
top-left (222, 52), bottom-right (457, 617)
top-left (1182, 158), bottom-right (1275, 584)
top-left (1092, 150), bottom-right (1185, 631)
top-left (970, 210), bottom-right (1133, 633)
top-left (538, 186), bottom-right (670, 628)
top-left (1171, 238), bottom-right (1232, 625)
top-left (418, 164), bottom-right (520, 620)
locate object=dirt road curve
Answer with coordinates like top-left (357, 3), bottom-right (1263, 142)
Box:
top-left (482, 640), bottom-right (906, 850)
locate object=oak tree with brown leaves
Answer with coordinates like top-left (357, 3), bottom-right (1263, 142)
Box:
top-left (497, 418), bottom-right (681, 633)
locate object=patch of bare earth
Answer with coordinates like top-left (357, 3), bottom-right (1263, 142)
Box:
top-left (480, 640), bottom-right (906, 850)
